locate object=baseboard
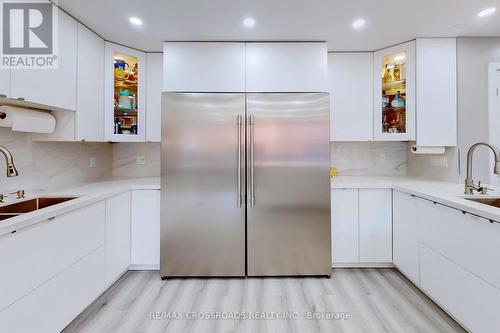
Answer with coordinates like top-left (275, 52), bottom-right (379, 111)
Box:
top-left (128, 264), bottom-right (160, 271)
top-left (332, 262), bottom-right (395, 268)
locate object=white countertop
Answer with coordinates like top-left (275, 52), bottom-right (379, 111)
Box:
top-left (332, 176), bottom-right (500, 223)
top-left (0, 177), bottom-right (160, 237)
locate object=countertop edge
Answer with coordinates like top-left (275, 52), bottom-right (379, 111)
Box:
top-left (0, 180), bottom-right (160, 238)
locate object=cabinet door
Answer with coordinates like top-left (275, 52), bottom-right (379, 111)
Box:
top-left (76, 23), bottom-right (104, 141)
top-left (246, 43), bottom-right (328, 92)
top-left (163, 42), bottom-right (245, 92)
top-left (11, 9), bottom-right (77, 110)
top-left (420, 245), bottom-right (500, 333)
top-left (416, 38), bottom-right (457, 147)
top-left (393, 191), bottom-right (419, 284)
top-left (328, 53), bottom-right (373, 141)
top-left (359, 189), bottom-right (392, 262)
top-left (105, 191), bottom-right (131, 285)
top-left (131, 190), bottom-right (160, 268)
top-left (146, 53), bottom-right (162, 142)
top-left (105, 42), bottom-right (146, 142)
top-left (373, 41), bottom-right (415, 141)
top-left (331, 189), bottom-right (359, 264)
top-left (0, 69), bottom-right (10, 97)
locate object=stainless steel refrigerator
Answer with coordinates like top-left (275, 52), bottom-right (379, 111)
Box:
top-left (160, 92), bottom-right (330, 278)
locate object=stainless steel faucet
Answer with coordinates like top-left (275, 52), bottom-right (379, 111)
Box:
top-left (465, 143), bottom-right (500, 195)
top-left (0, 145), bottom-right (19, 178)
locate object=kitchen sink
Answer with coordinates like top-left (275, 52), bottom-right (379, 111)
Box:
top-left (463, 197), bottom-right (500, 208)
top-left (0, 196), bottom-right (79, 221)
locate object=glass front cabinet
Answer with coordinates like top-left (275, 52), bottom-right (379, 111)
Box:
top-left (373, 41), bottom-right (415, 141)
top-left (105, 42), bottom-right (146, 142)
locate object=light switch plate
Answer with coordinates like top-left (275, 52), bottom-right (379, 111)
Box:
top-left (136, 155), bottom-right (146, 165)
top-left (89, 156), bottom-right (96, 168)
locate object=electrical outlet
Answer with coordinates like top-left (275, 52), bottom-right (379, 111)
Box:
top-left (136, 155), bottom-right (146, 165)
top-left (89, 156), bottom-right (96, 168)
top-left (430, 156), bottom-right (448, 168)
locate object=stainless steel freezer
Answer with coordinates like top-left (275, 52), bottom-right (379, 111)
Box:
top-left (161, 92), bottom-right (330, 278)
top-left (161, 93), bottom-right (246, 277)
top-left (246, 93), bottom-right (331, 276)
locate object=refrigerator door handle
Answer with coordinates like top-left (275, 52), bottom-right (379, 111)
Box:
top-left (250, 114), bottom-right (255, 207)
top-left (237, 114), bottom-right (242, 208)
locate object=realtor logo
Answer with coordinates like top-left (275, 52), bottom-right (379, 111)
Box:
top-left (1, 0), bottom-right (58, 69)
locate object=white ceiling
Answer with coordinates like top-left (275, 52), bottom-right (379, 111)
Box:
top-left (58, 0), bottom-right (500, 52)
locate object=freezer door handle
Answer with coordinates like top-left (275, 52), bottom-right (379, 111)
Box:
top-left (237, 114), bottom-right (242, 208)
top-left (250, 114), bottom-right (255, 207)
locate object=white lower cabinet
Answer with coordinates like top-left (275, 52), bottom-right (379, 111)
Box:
top-left (0, 247), bottom-right (105, 333)
top-left (331, 188), bottom-right (392, 266)
top-left (105, 191), bottom-right (132, 285)
top-left (420, 245), bottom-right (500, 333)
top-left (131, 190), bottom-right (160, 269)
top-left (0, 201), bottom-right (105, 311)
top-left (359, 189), bottom-right (392, 262)
top-left (418, 198), bottom-right (500, 289)
top-left (393, 190), bottom-right (419, 284)
top-left (392, 191), bottom-right (500, 332)
top-left (331, 189), bottom-right (359, 263)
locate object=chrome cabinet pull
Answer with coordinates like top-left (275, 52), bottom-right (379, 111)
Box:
top-left (237, 115), bottom-right (242, 208)
top-left (250, 115), bottom-right (255, 207)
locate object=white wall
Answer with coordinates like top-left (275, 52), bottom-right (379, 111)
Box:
top-left (457, 37), bottom-right (500, 183)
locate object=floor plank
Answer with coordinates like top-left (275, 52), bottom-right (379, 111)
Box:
top-left (63, 269), bottom-right (466, 333)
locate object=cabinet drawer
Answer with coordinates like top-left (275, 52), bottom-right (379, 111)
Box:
top-left (0, 246), bottom-right (105, 333)
top-left (420, 245), bottom-right (500, 333)
top-left (0, 201), bottom-right (105, 311)
top-left (418, 199), bottom-right (500, 289)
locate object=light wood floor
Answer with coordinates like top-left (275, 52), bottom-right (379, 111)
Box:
top-left (63, 269), bottom-right (466, 333)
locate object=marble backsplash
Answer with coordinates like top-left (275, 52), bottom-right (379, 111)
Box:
top-left (0, 128), bottom-right (113, 192)
top-left (112, 142), bottom-right (161, 178)
top-left (330, 141), bottom-right (407, 176)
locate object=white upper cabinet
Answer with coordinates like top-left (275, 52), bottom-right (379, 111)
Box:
top-left (246, 42), bottom-right (328, 92)
top-left (11, 8), bottom-right (77, 110)
top-left (146, 53), bottom-right (162, 142)
top-left (416, 38), bottom-right (457, 147)
top-left (76, 23), bottom-right (104, 141)
top-left (163, 42), bottom-right (245, 92)
top-left (373, 41), bottom-right (416, 141)
top-left (0, 69), bottom-right (10, 97)
top-left (104, 42), bottom-right (146, 142)
top-left (328, 53), bottom-right (373, 141)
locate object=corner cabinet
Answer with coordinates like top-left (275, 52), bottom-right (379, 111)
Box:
top-left (105, 42), bottom-right (146, 142)
top-left (373, 41), bottom-right (415, 141)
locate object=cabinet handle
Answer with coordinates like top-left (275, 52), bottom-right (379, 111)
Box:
top-left (249, 115), bottom-right (255, 207)
top-left (237, 115), bottom-right (242, 208)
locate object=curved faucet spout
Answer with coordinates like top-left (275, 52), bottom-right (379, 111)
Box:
top-left (0, 145), bottom-right (19, 178)
top-left (465, 142), bottom-right (500, 194)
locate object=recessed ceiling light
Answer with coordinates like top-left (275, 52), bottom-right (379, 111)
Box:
top-left (129, 17), bottom-right (143, 26)
top-left (478, 7), bottom-right (496, 17)
top-left (352, 19), bottom-right (366, 30)
top-left (243, 17), bottom-right (256, 28)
